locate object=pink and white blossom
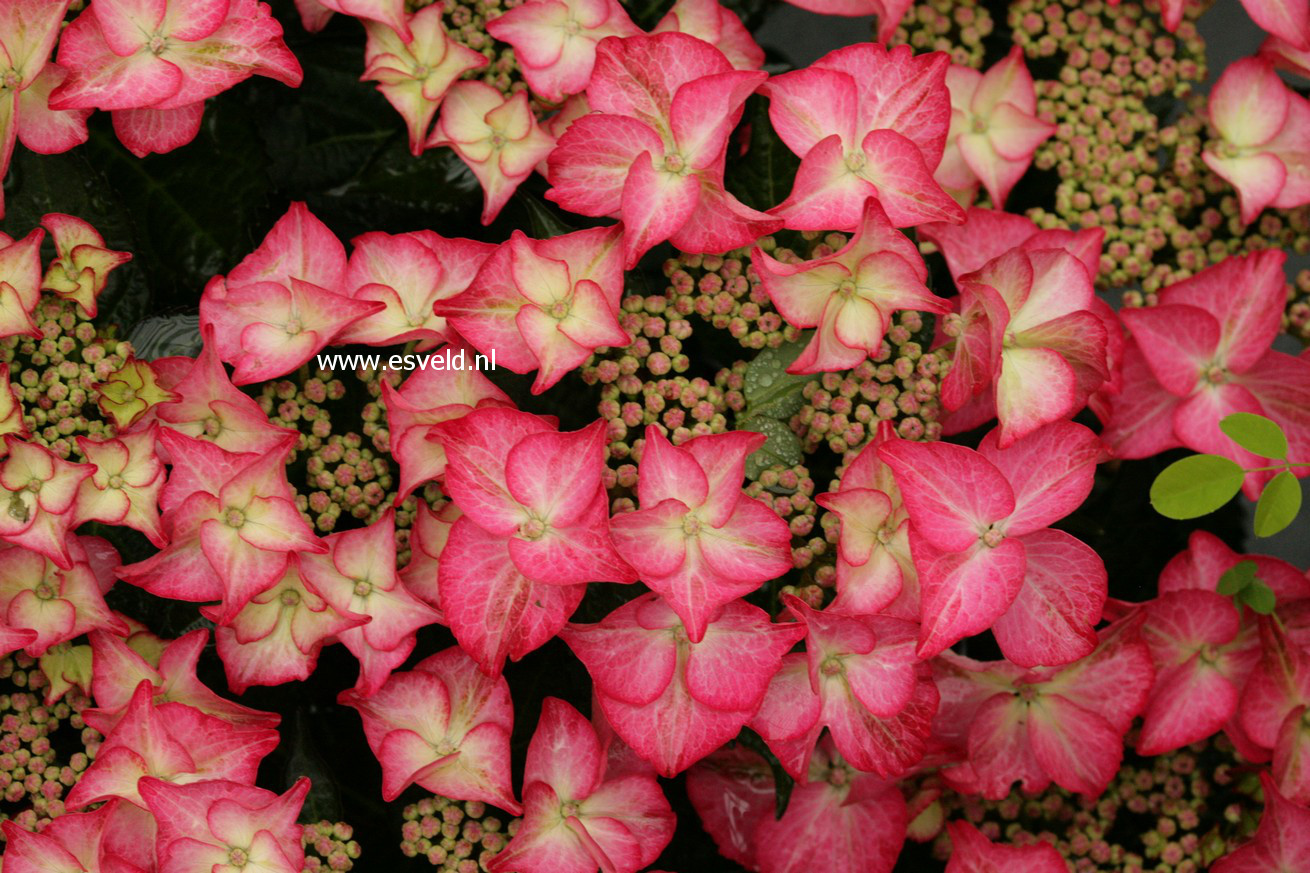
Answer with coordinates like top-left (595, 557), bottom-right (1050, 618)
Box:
top-left (545, 33), bottom-right (779, 266)
top-left (816, 422), bottom-right (919, 619)
top-left (363, 4), bottom-right (488, 155)
top-left (338, 231), bottom-right (497, 348)
top-left (753, 198), bottom-right (946, 374)
top-left (688, 737), bottom-right (909, 873)
top-left (750, 595), bottom-right (939, 780)
top-left (53, 0), bottom-right (302, 157)
top-left (39, 213), bottom-right (132, 319)
top-left (211, 556), bottom-right (367, 694)
top-left (201, 203), bottom-right (382, 385)
top-left (933, 625), bottom-right (1154, 798)
top-left (140, 776), bottom-right (310, 873)
top-left (435, 225), bottom-right (628, 393)
top-left (939, 247), bottom-right (1113, 443)
top-left (1202, 56), bottom-right (1310, 223)
top-left (487, 697), bottom-right (675, 873)
top-left (936, 48), bottom-right (1055, 207)
top-left (299, 510), bottom-right (442, 695)
top-left (340, 646), bottom-right (520, 809)
top-left (879, 421), bottom-right (1108, 663)
top-left (486, 0), bottom-right (640, 103)
top-left (432, 83), bottom-right (556, 224)
top-left (0, 3), bottom-right (86, 218)
top-left (652, 0), bottom-right (764, 70)
top-left (562, 593), bottom-right (804, 776)
top-left (609, 426), bottom-right (792, 642)
top-left (1098, 249), bottom-right (1310, 498)
top-left (762, 43), bottom-right (963, 230)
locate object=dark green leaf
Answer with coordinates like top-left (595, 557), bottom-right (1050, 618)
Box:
top-left (284, 710), bottom-right (342, 821)
top-left (1254, 470), bottom-right (1302, 537)
top-left (1239, 579), bottom-right (1277, 615)
top-left (626, 0), bottom-right (675, 29)
top-left (1216, 560), bottom-right (1257, 596)
top-left (1220, 412), bottom-right (1288, 459)
top-left (1149, 454), bottom-right (1245, 519)
top-left (314, 139), bottom-right (481, 237)
top-left (249, 36), bottom-right (396, 196)
top-left (720, 0), bottom-right (777, 30)
top-left (741, 416), bottom-right (803, 478)
top-left (724, 94), bottom-right (801, 213)
top-left (89, 103), bottom-right (273, 301)
top-left (126, 313), bottom-right (203, 360)
top-left (742, 335), bottom-right (812, 420)
top-left (735, 728), bottom-right (794, 820)
top-left (518, 192), bottom-right (578, 239)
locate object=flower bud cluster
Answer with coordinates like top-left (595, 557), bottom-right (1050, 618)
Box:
top-left (1012, 0), bottom-right (1310, 296)
top-left (790, 312), bottom-right (947, 458)
top-left (745, 462), bottom-right (827, 568)
top-left (1284, 268), bottom-right (1310, 344)
top-left (892, 0), bottom-right (994, 68)
top-left (258, 370), bottom-right (399, 533)
top-left (664, 242), bottom-right (803, 352)
top-left (256, 366), bottom-right (444, 561)
top-left (0, 297), bottom-right (132, 461)
top-left (582, 291), bottom-right (732, 505)
top-left (399, 794), bottom-right (520, 871)
top-left (930, 736), bottom-right (1259, 873)
top-left (301, 819), bottom-right (362, 872)
top-left (0, 653), bottom-right (99, 837)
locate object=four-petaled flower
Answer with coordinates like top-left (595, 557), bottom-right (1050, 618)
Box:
top-left (1202, 56), bottom-right (1310, 224)
top-left (432, 83), bottom-right (556, 225)
top-left (362, 4), bottom-right (488, 156)
top-left (486, 0), bottom-right (640, 103)
top-left (753, 198), bottom-right (945, 374)
top-left (761, 43), bottom-right (963, 230)
top-left (936, 48), bottom-right (1055, 208)
top-left (546, 32), bottom-right (780, 266)
top-left (436, 225), bottom-right (628, 393)
top-left (609, 426), bottom-right (793, 642)
top-left (52, 0), bottom-right (303, 157)
top-left (487, 697), bottom-right (675, 873)
top-left (39, 212), bottom-right (132, 318)
top-left (339, 646), bottom-right (520, 809)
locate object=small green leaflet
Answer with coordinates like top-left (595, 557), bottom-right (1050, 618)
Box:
top-left (1216, 560), bottom-right (1257, 595)
top-left (1239, 580), bottom-right (1277, 614)
top-left (1215, 559), bottom-right (1278, 615)
top-left (738, 336), bottom-right (811, 477)
top-left (1149, 454), bottom-right (1245, 519)
top-left (1254, 470), bottom-right (1302, 537)
top-left (1220, 412), bottom-right (1288, 459)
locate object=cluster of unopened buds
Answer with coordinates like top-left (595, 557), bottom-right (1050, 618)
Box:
top-left (301, 820), bottom-right (362, 872)
top-left (399, 794), bottom-right (518, 869)
top-left (0, 652), bottom-right (99, 834)
top-left (1, 0), bottom-right (1310, 872)
top-left (929, 734), bottom-right (1266, 872)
